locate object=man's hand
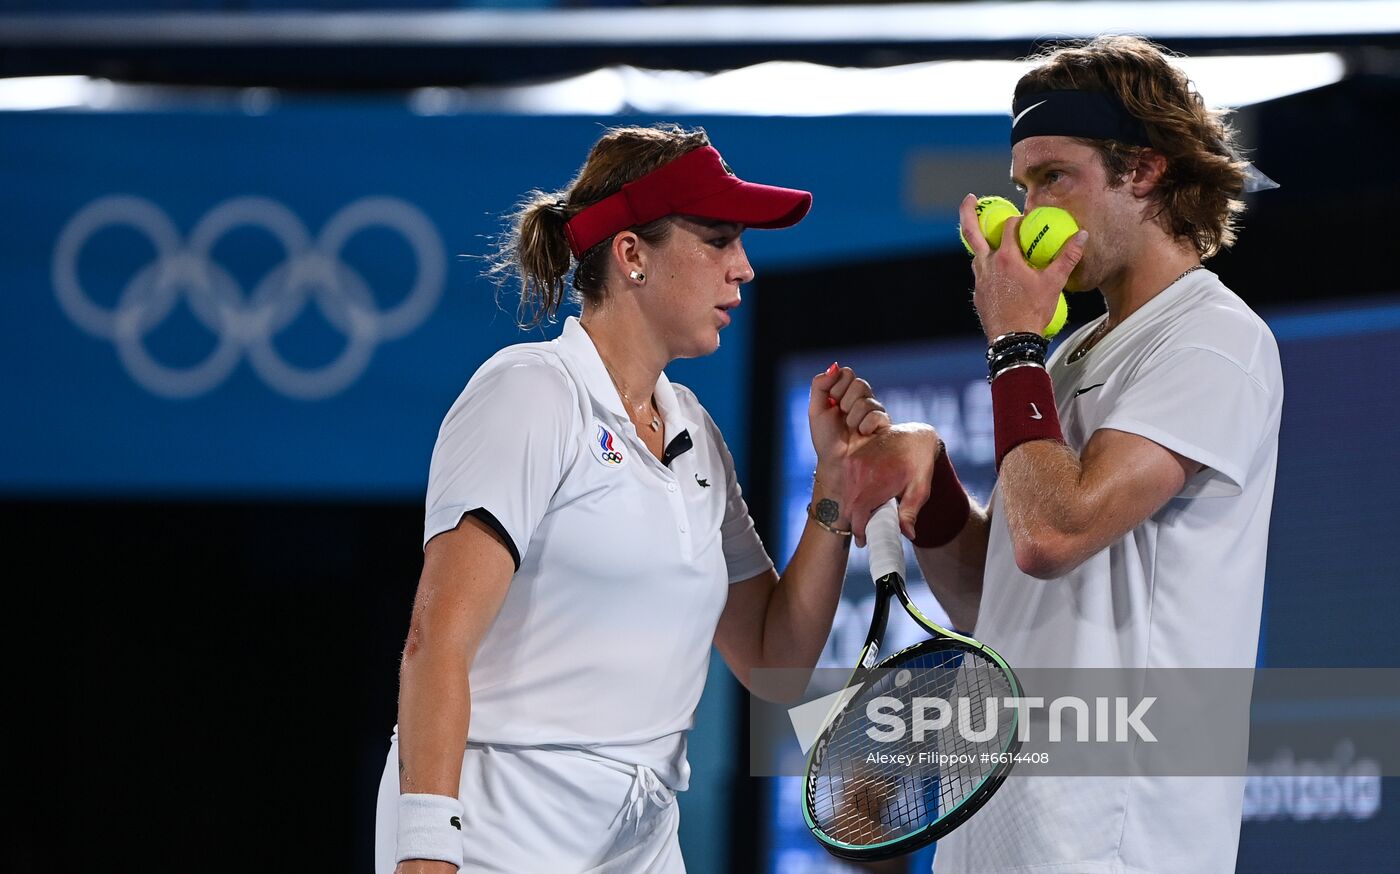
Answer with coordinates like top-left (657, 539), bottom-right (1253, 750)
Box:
top-left (841, 423), bottom-right (942, 546)
top-left (958, 193), bottom-right (1087, 340)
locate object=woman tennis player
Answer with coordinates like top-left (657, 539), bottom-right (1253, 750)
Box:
top-left (375, 124), bottom-right (887, 873)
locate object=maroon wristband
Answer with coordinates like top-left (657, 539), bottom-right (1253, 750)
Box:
top-left (991, 364), bottom-right (1065, 469)
top-left (912, 444), bottom-right (972, 548)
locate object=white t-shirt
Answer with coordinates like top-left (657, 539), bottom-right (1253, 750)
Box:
top-left (934, 269), bottom-right (1283, 873)
top-left (417, 316), bottom-right (773, 791)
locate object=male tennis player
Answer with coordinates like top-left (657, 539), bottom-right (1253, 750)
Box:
top-left (843, 36), bottom-right (1282, 873)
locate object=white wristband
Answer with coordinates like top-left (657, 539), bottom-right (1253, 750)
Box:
top-left (396, 793), bottom-right (465, 870)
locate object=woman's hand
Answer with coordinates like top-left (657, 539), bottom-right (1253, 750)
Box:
top-left (809, 363), bottom-right (891, 494)
top-left (809, 363), bottom-right (889, 461)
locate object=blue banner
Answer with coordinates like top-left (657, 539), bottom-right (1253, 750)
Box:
top-left (2, 105), bottom-right (1008, 496)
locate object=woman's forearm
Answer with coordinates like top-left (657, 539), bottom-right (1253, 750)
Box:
top-left (396, 638), bottom-right (472, 797)
top-left (758, 470), bottom-right (853, 672)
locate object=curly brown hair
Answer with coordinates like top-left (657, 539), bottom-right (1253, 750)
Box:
top-left (488, 123), bottom-right (711, 328)
top-left (1015, 35), bottom-right (1248, 258)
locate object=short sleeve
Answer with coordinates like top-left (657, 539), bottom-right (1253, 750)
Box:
top-left (423, 356), bottom-right (577, 568)
top-left (1099, 344), bottom-right (1276, 498)
top-left (705, 413), bottom-right (775, 584)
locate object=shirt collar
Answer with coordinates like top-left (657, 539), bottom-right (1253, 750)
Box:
top-left (651, 373), bottom-right (699, 449)
top-left (555, 316), bottom-right (699, 444)
top-left (557, 316), bottom-right (626, 419)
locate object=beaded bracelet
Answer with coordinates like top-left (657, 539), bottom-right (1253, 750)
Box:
top-left (986, 331), bottom-right (1049, 359)
top-left (988, 346), bottom-right (1047, 382)
top-left (987, 331), bottom-right (1050, 382)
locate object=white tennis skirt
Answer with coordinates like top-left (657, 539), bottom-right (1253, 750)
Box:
top-left (375, 737), bottom-right (685, 874)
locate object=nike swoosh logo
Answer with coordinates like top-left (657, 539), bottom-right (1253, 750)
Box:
top-left (1013, 100), bottom-right (1048, 127)
top-left (1029, 403), bottom-right (1043, 420)
top-left (1073, 383), bottom-right (1106, 397)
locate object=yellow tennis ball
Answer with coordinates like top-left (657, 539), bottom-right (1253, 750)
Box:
top-left (1019, 206), bottom-right (1080, 269)
top-left (960, 196), bottom-right (1020, 255)
top-left (1044, 292), bottom-right (1069, 339)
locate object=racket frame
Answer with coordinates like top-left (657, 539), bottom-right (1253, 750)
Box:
top-left (801, 552), bottom-right (1025, 861)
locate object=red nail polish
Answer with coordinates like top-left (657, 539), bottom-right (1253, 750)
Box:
top-left (826, 362), bottom-right (838, 375)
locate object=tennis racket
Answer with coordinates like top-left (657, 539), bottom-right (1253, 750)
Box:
top-left (802, 501), bottom-right (1023, 861)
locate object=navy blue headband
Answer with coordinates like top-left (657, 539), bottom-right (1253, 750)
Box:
top-left (1010, 89), bottom-right (1152, 147)
top-left (1009, 88), bottom-right (1280, 193)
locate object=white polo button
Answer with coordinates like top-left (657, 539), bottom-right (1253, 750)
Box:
top-left (667, 482), bottom-right (678, 492)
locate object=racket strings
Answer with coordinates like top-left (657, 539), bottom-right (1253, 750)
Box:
top-left (808, 644), bottom-right (1016, 848)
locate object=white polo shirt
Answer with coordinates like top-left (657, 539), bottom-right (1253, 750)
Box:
top-left (934, 269), bottom-right (1283, 873)
top-left (420, 316), bottom-right (773, 791)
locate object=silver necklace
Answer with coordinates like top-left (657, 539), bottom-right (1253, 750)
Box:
top-left (1067, 264), bottom-right (1204, 364)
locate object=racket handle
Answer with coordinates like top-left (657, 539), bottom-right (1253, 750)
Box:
top-left (867, 499), bottom-right (906, 582)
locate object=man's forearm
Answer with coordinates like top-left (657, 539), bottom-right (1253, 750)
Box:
top-left (913, 498), bottom-right (990, 633)
top-left (996, 430), bottom-right (1197, 579)
top-left (996, 437), bottom-right (1102, 579)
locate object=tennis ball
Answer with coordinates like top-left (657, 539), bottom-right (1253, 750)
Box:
top-left (1018, 206), bottom-right (1080, 269)
top-left (1044, 292), bottom-right (1070, 339)
top-left (1016, 206), bottom-right (1077, 339)
top-left (960, 196), bottom-right (1021, 255)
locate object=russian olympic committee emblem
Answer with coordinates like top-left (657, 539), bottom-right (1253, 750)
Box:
top-left (594, 424), bottom-right (626, 467)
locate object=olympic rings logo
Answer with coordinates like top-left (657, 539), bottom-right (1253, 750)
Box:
top-left (52, 194), bottom-right (446, 400)
top-left (600, 450), bottom-right (624, 464)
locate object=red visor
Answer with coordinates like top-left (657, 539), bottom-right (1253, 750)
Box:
top-left (563, 146), bottom-right (812, 258)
